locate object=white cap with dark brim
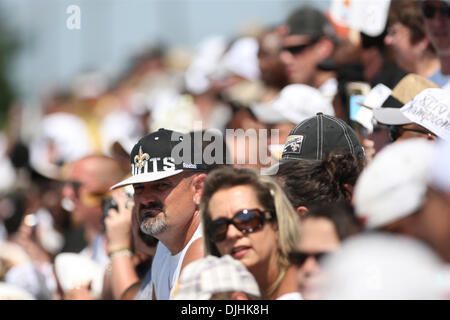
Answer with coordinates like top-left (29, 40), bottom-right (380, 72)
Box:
top-left (374, 88), bottom-right (450, 141)
top-left (373, 107), bottom-right (411, 125)
top-left (110, 128), bottom-right (214, 190)
top-left (250, 84), bottom-right (335, 125)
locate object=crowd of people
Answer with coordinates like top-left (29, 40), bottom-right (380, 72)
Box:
top-left (0, 0), bottom-right (449, 300)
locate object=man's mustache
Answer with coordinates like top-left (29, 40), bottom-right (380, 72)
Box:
top-left (139, 202), bottom-right (164, 212)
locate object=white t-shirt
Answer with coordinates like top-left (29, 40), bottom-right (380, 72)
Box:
top-left (318, 78), bottom-right (338, 105)
top-left (136, 223), bottom-right (203, 300)
top-left (276, 292), bottom-right (303, 300)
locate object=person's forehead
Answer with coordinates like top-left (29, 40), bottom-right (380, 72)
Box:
top-left (388, 22), bottom-right (411, 35)
top-left (403, 123), bottom-right (429, 131)
top-left (69, 161), bottom-right (110, 191)
top-left (282, 34), bottom-right (314, 47)
top-left (298, 217), bottom-right (340, 251)
top-left (260, 32), bottom-right (282, 52)
top-left (209, 185), bottom-right (261, 214)
top-left (69, 160), bottom-right (96, 181)
top-left (133, 172), bottom-right (187, 188)
top-left (212, 185), bottom-right (258, 202)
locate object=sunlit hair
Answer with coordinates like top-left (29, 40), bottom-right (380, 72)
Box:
top-left (200, 167), bottom-right (301, 297)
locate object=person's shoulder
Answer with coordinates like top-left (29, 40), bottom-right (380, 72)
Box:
top-left (180, 238), bottom-right (204, 271)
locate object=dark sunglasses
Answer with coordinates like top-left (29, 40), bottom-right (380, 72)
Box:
top-left (288, 251), bottom-right (328, 266)
top-left (389, 125), bottom-right (434, 142)
top-left (282, 41), bottom-right (317, 55)
top-left (207, 208), bottom-right (274, 243)
top-left (65, 180), bottom-right (82, 195)
top-left (65, 180), bottom-right (109, 206)
top-left (422, 2), bottom-right (450, 19)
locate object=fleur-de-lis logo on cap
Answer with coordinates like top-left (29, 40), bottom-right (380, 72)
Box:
top-left (291, 142), bottom-right (299, 152)
top-left (134, 146), bottom-right (150, 169)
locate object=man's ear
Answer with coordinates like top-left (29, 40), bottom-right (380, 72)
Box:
top-left (231, 292), bottom-right (249, 300)
top-left (192, 173), bottom-right (207, 205)
top-left (418, 37), bottom-right (430, 52)
top-left (344, 183), bottom-right (354, 201)
top-left (296, 206), bottom-right (308, 219)
top-left (277, 24), bottom-right (289, 37)
top-left (315, 37), bottom-right (334, 61)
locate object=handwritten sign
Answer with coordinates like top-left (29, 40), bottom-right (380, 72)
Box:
top-left (401, 88), bottom-right (450, 141)
top-left (329, 0), bottom-right (391, 37)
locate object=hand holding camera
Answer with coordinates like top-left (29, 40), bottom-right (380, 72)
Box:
top-left (103, 188), bottom-right (134, 255)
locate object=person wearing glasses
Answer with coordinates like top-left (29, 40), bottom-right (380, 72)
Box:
top-left (200, 167), bottom-right (302, 300)
top-left (57, 155), bottom-right (126, 299)
top-left (422, 0), bottom-right (450, 89)
top-left (386, 124), bottom-right (436, 142)
top-left (372, 87), bottom-right (448, 143)
top-left (288, 202), bottom-right (361, 300)
top-left (384, 0), bottom-right (445, 86)
top-left (271, 151), bottom-right (363, 299)
top-left (61, 155), bottom-right (126, 269)
top-left (279, 6), bottom-right (338, 105)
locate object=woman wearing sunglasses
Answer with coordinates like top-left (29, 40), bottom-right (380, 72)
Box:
top-left (200, 167), bottom-right (301, 300)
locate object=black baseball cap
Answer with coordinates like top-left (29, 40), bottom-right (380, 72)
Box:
top-left (111, 128), bottom-right (225, 190)
top-left (281, 113), bottom-right (365, 161)
top-left (286, 6), bottom-right (336, 40)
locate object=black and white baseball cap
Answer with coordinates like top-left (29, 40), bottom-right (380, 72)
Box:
top-left (281, 113), bottom-right (365, 161)
top-left (111, 128), bottom-right (216, 190)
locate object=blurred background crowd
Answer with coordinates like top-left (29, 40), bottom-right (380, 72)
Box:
top-left (0, 0), bottom-right (449, 300)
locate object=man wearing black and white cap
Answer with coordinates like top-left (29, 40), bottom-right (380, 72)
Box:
top-left (111, 128), bottom-right (228, 300)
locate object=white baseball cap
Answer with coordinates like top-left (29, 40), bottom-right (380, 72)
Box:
top-left (250, 84), bottom-right (335, 125)
top-left (221, 37), bottom-right (261, 82)
top-left (354, 138), bottom-right (434, 229)
top-left (29, 112), bottom-right (94, 179)
top-left (429, 139), bottom-right (450, 193)
top-left (319, 233), bottom-right (446, 299)
top-left (373, 88), bottom-right (450, 141)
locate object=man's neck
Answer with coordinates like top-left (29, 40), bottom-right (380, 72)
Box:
top-left (414, 54), bottom-right (441, 78)
top-left (159, 211), bottom-right (201, 255)
top-left (272, 266), bottom-right (298, 299)
top-left (247, 253), bottom-right (281, 298)
top-left (440, 56), bottom-right (450, 75)
top-left (313, 70), bottom-right (336, 89)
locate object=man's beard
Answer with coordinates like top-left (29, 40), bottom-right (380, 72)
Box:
top-left (139, 213), bottom-right (168, 236)
top-left (138, 202), bottom-right (168, 236)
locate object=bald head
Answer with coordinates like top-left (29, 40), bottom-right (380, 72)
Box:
top-left (70, 155), bottom-right (126, 191)
top-left (63, 155), bottom-right (127, 228)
